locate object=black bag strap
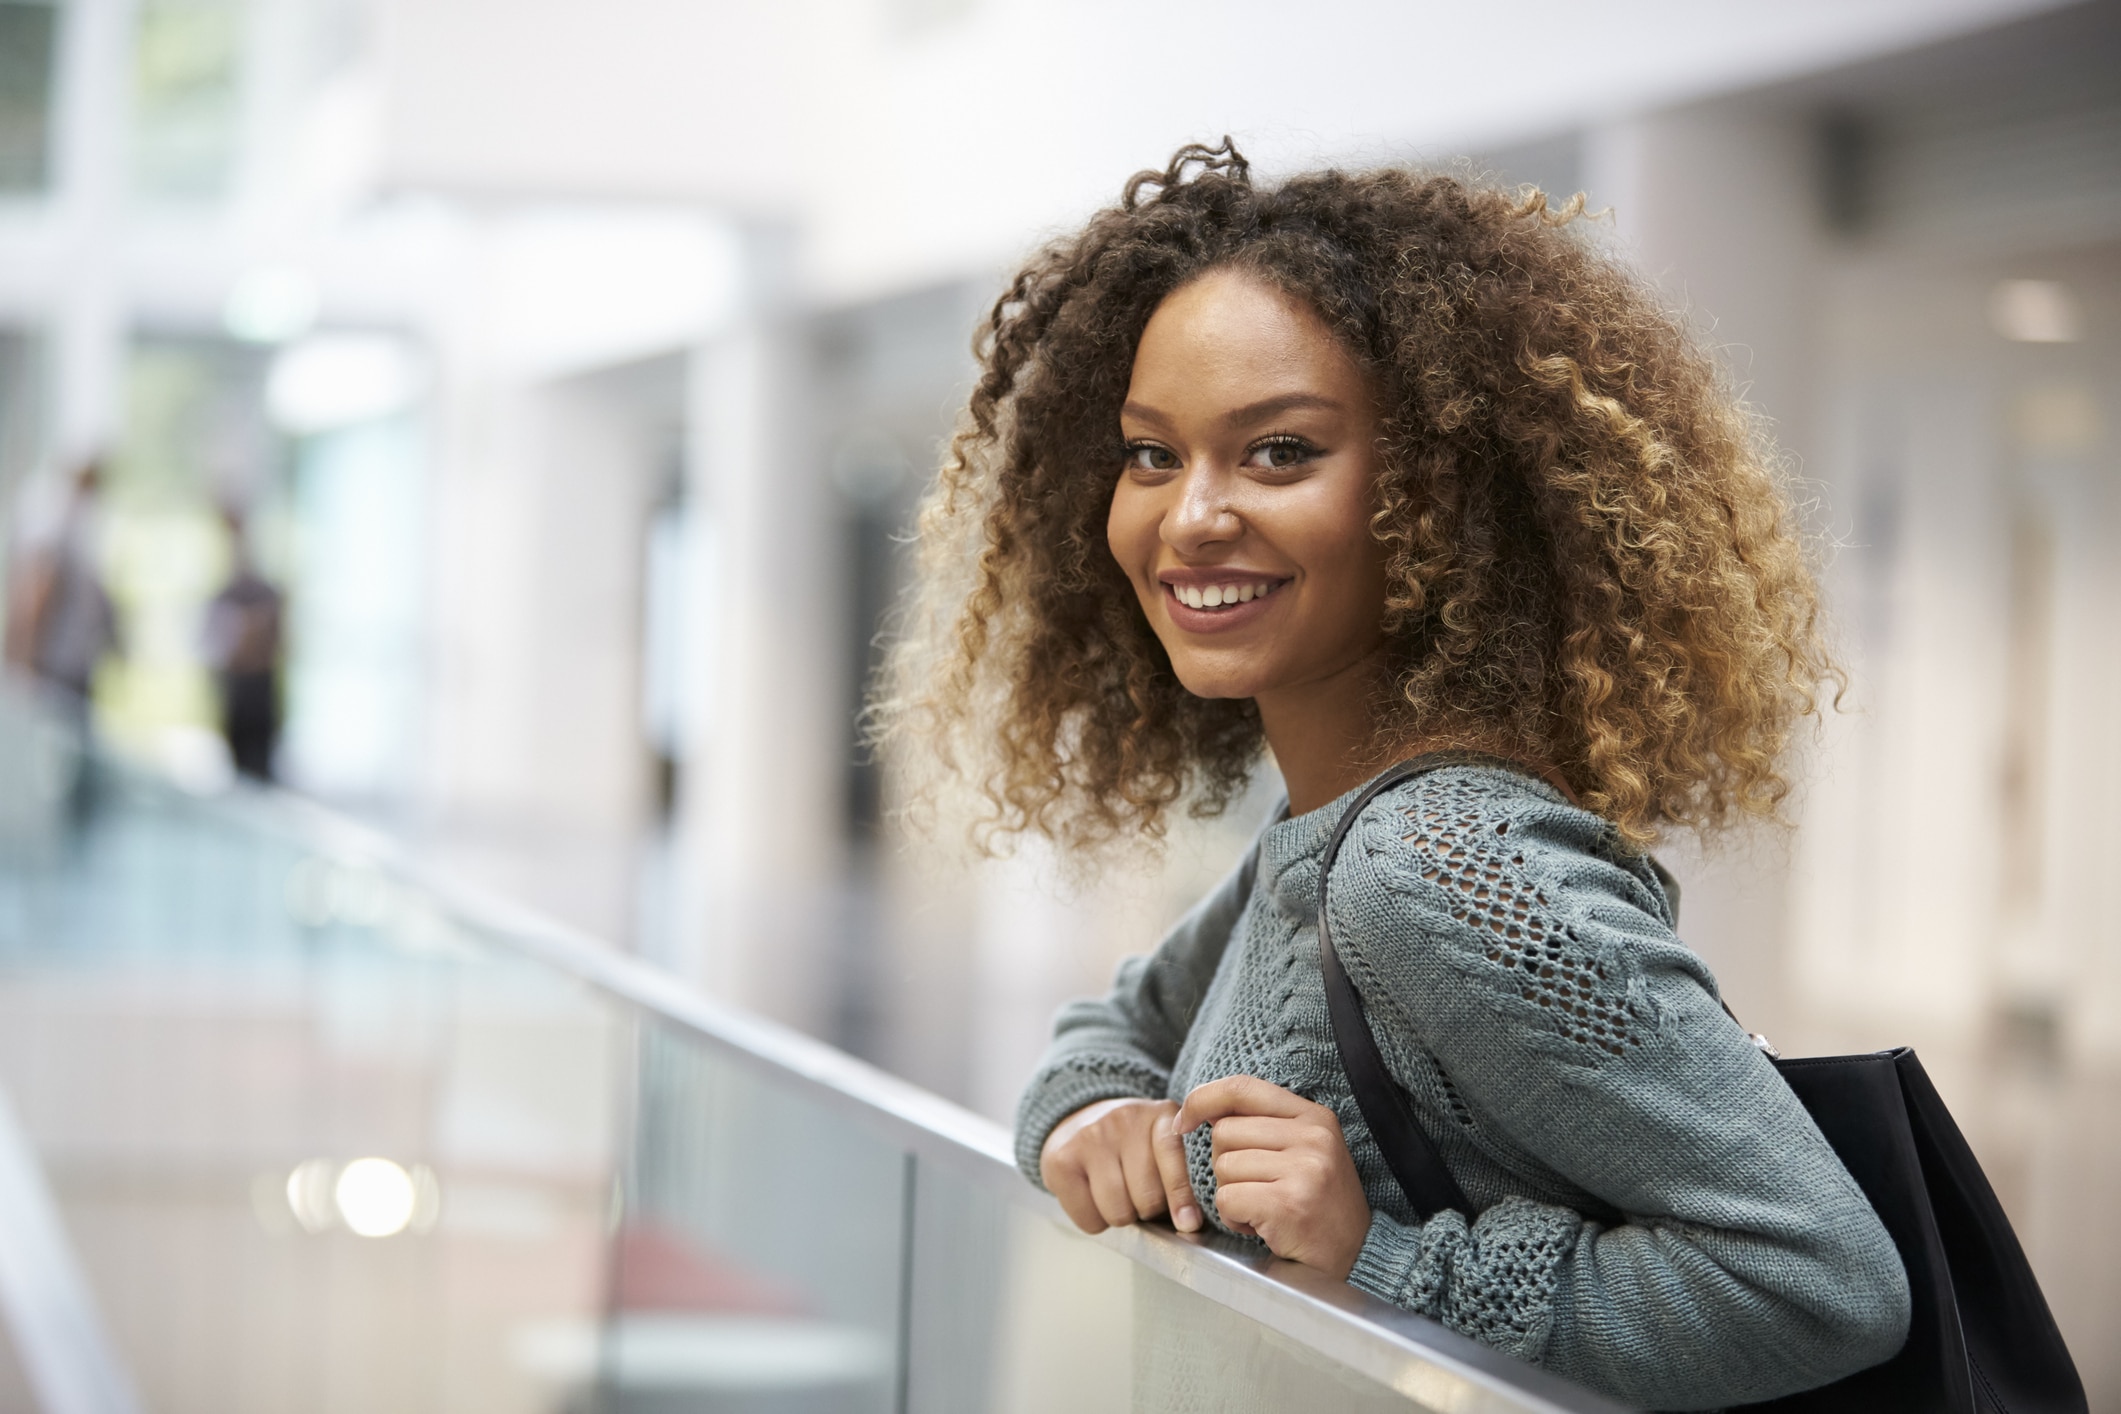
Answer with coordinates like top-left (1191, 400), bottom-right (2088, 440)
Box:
top-left (1317, 754), bottom-right (1482, 1220)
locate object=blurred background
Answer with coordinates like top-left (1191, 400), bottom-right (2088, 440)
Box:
top-left (0, 0), bottom-right (2118, 1407)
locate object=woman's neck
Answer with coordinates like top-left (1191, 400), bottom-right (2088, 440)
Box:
top-left (1255, 651), bottom-right (1398, 816)
top-left (1258, 655), bottom-right (1576, 815)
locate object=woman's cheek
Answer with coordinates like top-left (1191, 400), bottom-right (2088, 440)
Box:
top-left (1105, 495), bottom-right (1160, 619)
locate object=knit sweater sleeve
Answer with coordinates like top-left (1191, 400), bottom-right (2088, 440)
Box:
top-left (1012, 844), bottom-right (1258, 1187)
top-left (1333, 777), bottom-right (1910, 1410)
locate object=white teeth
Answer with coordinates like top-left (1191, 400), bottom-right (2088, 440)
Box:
top-left (1173, 581), bottom-right (1279, 610)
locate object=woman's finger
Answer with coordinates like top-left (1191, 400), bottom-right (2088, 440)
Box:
top-left (1210, 1147), bottom-right (1291, 1186)
top-left (1047, 1159), bottom-right (1108, 1235)
top-left (1152, 1109), bottom-right (1201, 1232)
top-left (1118, 1133), bottom-right (1169, 1220)
top-left (1204, 1115), bottom-right (1308, 1156)
top-left (1176, 1075), bottom-right (1314, 1132)
top-left (1210, 1180), bottom-right (1273, 1236)
top-left (1085, 1154), bottom-right (1140, 1229)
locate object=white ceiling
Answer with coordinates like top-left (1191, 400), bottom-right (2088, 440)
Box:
top-left (374, 0), bottom-right (2077, 298)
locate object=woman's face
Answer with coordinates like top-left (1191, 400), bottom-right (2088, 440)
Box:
top-left (1106, 267), bottom-right (1390, 709)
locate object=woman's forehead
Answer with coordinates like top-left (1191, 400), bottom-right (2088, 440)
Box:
top-left (1128, 270), bottom-right (1368, 415)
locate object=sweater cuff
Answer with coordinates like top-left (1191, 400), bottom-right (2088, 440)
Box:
top-left (1348, 1207), bottom-right (1465, 1315)
top-left (1012, 1056), bottom-right (1170, 1188)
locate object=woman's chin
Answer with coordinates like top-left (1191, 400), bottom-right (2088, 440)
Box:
top-left (1168, 666), bottom-right (1270, 703)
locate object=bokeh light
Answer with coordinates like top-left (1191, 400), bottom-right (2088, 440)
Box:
top-left (334, 1158), bottom-right (417, 1238)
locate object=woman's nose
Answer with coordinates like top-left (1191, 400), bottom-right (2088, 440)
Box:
top-left (1163, 467), bottom-right (1241, 551)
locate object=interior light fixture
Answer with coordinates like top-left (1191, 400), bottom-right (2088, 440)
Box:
top-left (266, 333), bottom-right (427, 434)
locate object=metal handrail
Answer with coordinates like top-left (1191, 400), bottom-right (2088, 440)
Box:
top-left (221, 780), bottom-right (1622, 1414)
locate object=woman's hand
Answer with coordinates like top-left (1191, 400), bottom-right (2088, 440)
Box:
top-left (1176, 1076), bottom-right (1372, 1280)
top-left (1040, 1097), bottom-right (1201, 1235)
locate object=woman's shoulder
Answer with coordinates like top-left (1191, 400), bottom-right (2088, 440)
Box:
top-left (1325, 763), bottom-right (1708, 1064)
top-left (1344, 763), bottom-right (1677, 932)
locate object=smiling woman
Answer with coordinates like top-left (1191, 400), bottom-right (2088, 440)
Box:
top-left (1107, 269), bottom-right (1394, 814)
top-left (871, 142), bottom-right (1906, 1410)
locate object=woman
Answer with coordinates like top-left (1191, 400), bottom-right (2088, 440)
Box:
top-left (876, 142), bottom-right (1908, 1409)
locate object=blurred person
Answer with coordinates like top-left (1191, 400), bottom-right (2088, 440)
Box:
top-left (4, 459), bottom-right (118, 718)
top-left (876, 143), bottom-right (1908, 1409)
top-left (201, 506), bottom-right (284, 781)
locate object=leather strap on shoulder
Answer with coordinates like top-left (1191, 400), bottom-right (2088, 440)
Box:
top-left (1317, 755), bottom-right (1480, 1220)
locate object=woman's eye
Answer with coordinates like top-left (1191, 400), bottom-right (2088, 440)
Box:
top-left (1243, 438), bottom-right (1318, 471)
top-left (1123, 443), bottom-right (1180, 473)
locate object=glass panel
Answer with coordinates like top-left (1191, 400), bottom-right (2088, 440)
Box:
top-left (605, 1023), bottom-right (905, 1412)
top-left (1131, 1270), bottom-right (1421, 1414)
top-left (901, 1158), bottom-right (1008, 1413)
top-left (909, 1170), bottom-right (1133, 1413)
top-left (911, 1181), bottom-right (1430, 1414)
top-left (0, 704), bottom-right (622, 1413)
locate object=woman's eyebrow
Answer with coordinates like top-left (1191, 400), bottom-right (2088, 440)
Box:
top-left (1220, 392), bottom-right (1344, 427)
top-left (1120, 391), bottom-right (1345, 431)
top-left (1119, 399), bottom-right (1178, 431)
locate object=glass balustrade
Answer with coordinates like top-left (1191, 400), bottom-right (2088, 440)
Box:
top-left (0, 686), bottom-right (1616, 1414)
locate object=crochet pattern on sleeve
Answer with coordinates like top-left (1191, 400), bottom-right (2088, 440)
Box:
top-left (1359, 1199), bottom-right (1580, 1360)
top-left (1392, 778), bottom-right (1647, 1060)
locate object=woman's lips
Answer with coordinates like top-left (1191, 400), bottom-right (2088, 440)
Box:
top-left (1160, 577), bottom-right (1288, 634)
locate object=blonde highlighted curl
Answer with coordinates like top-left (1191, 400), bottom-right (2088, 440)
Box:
top-left (874, 140), bottom-right (1838, 854)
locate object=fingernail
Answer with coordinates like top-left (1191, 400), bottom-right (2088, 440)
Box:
top-left (1175, 1205), bottom-right (1199, 1232)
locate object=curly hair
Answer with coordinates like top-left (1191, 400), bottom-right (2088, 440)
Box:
top-left (874, 139), bottom-right (1837, 854)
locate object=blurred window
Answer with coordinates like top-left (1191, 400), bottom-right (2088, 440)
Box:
top-left (278, 412), bottom-right (427, 804)
top-left (0, 330), bottom-right (39, 504)
top-left (100, 337), bottom-right (280, 758)
top-left (133, 0), bottom-right (242, 202)
top-left (0, 1), bottom-right (57, 195)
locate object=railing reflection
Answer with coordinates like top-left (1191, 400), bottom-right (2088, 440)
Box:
top-left (0, 686), bottom-right (1617, 1414)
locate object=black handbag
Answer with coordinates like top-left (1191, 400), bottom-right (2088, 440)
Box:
top-left (1317, 756), bottom-right (2087, 1414)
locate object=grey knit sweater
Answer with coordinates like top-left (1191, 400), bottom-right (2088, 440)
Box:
top-left (1015, 764), bottom-right (1910, 1411)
